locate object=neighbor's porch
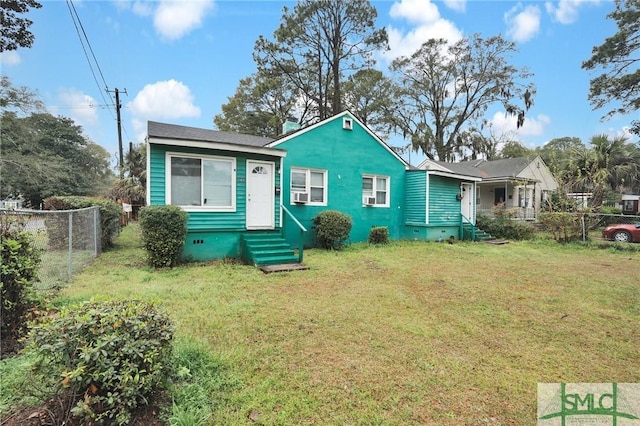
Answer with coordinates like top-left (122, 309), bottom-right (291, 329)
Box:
top-left (476, 178), bottom-right (541, 221)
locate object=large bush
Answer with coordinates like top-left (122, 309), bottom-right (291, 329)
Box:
top-left (27, 300), bottom-right (174, 426)
top-left (313, 210), bottom-right (352, 249)
top-left (0, 223), bottom-right (41, 341)
top-left (139, 205), bottom-right (188, 267)
top-left (44, 196), bottom-right (122, 250)
top-left (538, 212), bottom-right (583, 242)
top-left (476, 213), bottom-right (535, 241)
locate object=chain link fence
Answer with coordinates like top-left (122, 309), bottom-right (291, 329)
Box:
top-left (1, 207), bottom-right (101, 290)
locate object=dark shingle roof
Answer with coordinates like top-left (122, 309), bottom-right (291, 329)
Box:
top-left (148, 121), bottom-right (274, 147)
top-left (430, 160), bottom-right (485, 178)
top-left (457, 157), bottom-right (533, 179)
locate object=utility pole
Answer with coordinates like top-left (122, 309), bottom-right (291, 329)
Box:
top-left (107, 87), bottom-right (127, 177)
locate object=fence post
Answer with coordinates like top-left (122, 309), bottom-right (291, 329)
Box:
top-left (581, 214), bottom-right (586, 242)
top-left (68, 210), bottom-right (73, 282)
top-left (93, 207), bottom-right (98, 257)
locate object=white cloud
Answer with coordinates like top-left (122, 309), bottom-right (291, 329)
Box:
top-left (383, 0), bottom-right (463, 62)
top-left (1, 51), bottom-right (21, 66)
top-left (153, 0), bottom-right (214, 41)
top-left (50, 88), bottom-right (100, 127)
top-left (505, 4), bottom-right (541, 43)
top-left (389, 0), bottom-right (440, 24)
top-left (127, 79), bottom-right (201, 141)
top-left (488, 111), bottom-right (551, 137)
top-left (128, 79), bottom-right (201, 119)
top-left (444, 0), bottom-right (466, 13)
top-left (545, 0), bottom-right (595, 24)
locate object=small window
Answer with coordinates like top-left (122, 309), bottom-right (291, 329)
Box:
top-left (362, 175), bottom-right (389, 207)
top-left (343, 117), bottom-right (353, 130)
top-left (291, 168), bottom-right (327, 205)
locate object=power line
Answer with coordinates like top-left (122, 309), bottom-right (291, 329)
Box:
top-left (65, 0), bottom-right (114, 108)
top-left (65, 0), bottom-right (136, 159)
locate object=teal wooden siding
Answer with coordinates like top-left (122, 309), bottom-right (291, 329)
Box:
top-left (148, 143), bottom-right (281, 260)
top-left (405, 170), bottom-right (426, 223)
top-left (275, 113), bottom-right (406, 247)
top-left (428, 175), bottom-right (461, 226)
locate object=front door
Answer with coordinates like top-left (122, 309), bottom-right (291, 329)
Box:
top-left (246, 161), bottom-right (275, 229)
top-left (461, 183), bottom-right (473, 223)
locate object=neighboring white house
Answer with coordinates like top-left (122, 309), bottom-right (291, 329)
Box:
top-left (417, 156), bottom-right (558, 220)
top-left (619, 194), bottom-right (640, 215)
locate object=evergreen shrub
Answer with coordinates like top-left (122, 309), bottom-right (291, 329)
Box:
top-left (27, 300), bottom-right (174, 426)
top-left (312, 210), bottom-right (352, 249)
top-left (139, 205), bottom-right (188, 267)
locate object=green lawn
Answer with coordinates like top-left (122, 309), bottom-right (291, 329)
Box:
top-left (6, 224), bottom-right (640, 424)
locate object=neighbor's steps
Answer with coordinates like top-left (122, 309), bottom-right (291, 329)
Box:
top-left (462, 223), bottom-right (495, 242)
top-left (241, 232), bottom-right (300, 266)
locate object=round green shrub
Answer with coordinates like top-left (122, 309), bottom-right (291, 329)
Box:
top-left (312, 210), bottom-right (352, 249)
top-left (27, 300), bottom-right (174, 426)
top-left (139, 205), bottom-right (188, 267)
top-left (368, 226), bottom-right (389, 245)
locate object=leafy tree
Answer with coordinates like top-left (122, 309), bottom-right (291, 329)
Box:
top-left (254, 0), bottom-right (387, 121)
top-left (213, 71), bottom-right (314, 138)
top-left (565, 134), bottom-right (640, 208)
top-left (388, 34), bottom-right (535, 161)
top-left (342, 68), bottom-right (393, 135)
top-left (500, 140), bottom-right (534, 159)
top-left (1, 78), bottom-right (114, 207)
top-left (108, 143), bottom-right (146, 206)
top-left (0, 0), bottom-right (42, 52)
top-left (536, 137), bottom-right (585, 181)
top-left (0, 75), bottom-right (43, 113)
top-left (582, 0), bottom-right (640, 135)
top-left (1, 112), bottom-right (114, 206)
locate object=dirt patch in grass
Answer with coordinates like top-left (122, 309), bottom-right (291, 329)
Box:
top-left (0, 391), bottom-right (167, 426)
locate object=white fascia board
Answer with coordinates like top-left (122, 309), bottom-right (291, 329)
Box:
top-left (149, 137), bottom-right (287, 158)
top-left (427, 170), bottom-right (482, 182)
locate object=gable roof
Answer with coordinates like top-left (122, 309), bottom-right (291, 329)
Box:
top-left (457, 157), bottom-right (534, 179)
top-left (418, 156), bottom-right (543, 180)
top-left (147, 121), bottom-right (285, 157)
top-left (266, 110), bottom-right (410, 169)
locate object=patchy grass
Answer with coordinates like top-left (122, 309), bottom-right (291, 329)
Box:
top-left (2, 224), bottom-right (639, 425)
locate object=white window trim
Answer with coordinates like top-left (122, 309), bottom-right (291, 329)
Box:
top-left (165, 151), bottom-right (236, 212)
top-left (290, 167), bottom-right (327, 206)
top-left (362, 174), bottom-right (390, 207)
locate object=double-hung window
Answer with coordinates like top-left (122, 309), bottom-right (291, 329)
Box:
top-left (167, 153), bottom-right (235, 211)
top-left (291, 168), bottom-right (327, 205)
top-left (362, 175), bottom-right (389, 207)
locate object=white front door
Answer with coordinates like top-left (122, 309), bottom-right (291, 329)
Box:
top-left (461, 183), bottom-right (474, 223)
top-left (246, 160), bottom-right (275, 229)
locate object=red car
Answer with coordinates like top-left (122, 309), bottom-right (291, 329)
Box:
top-left (602, 223), bottom-right (640, 243)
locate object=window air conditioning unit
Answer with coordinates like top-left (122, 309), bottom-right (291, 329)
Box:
top-left (293, 192), bottom-right (309, 203)
top-left (363, 196), bottom-right (376, 205)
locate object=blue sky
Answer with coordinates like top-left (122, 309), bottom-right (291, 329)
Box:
top-left (2, 0), bottom-right (638, 166)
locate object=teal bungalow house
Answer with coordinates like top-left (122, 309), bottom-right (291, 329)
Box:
top-left (147, 112), bottom-right (485, 266)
